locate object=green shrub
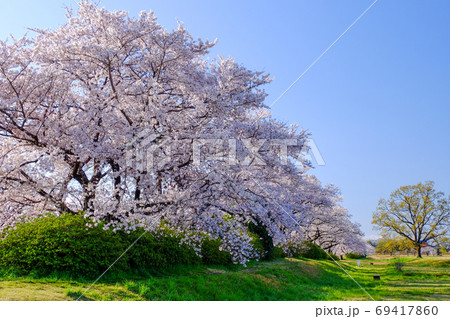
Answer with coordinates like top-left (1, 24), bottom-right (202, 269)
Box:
top-left (0, 213), bottom-right (126, 277)
top-left (327, 253), bottom-right (339, 261)
top-left (118, 229), bottom-right (202, 271)
top-left (0, 213), bottom-right (231, 278)
top-left (200, 238), bottom-right (232, 265)
top-left (273, 246), bottom-right (287, 258)
top-left (394, 262), bottom-right (405, 272)
top-left (291, 241), bottom-right (328, 260)
top-left (247, 222), bottom-right (274, 261)
top-left (344, 253), bottom-right (366, 260)
top-left (248, 231), bottom-right (265, 260)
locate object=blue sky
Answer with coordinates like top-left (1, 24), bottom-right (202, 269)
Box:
top-left (1, 0), bottom-right (449, 237)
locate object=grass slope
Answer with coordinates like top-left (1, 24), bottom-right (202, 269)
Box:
top-left (0, 256), bottom-right (448, 301)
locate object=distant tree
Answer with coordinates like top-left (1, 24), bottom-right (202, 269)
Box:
top-left (428, 236), bottom-right (450, 256)
top-left (303, 201), bottom-right (368, 256)
top-left (372, 182), bottom-right (450, 258)
top-left (441, 244), bottom-right (449, 255)
top-left (367, 239), bottom-right (379, 248)
top-left (375, 236), bottom-right (414, 256)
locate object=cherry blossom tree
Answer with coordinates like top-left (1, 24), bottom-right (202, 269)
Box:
top-left (0, 1), bottom-right (365, 263)
top-left (298, 179), bottom-right (368, 257)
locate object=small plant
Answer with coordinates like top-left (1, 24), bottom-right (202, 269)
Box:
top-left (394, 262), bottom-right (405, 272)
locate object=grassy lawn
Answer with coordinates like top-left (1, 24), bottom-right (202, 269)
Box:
top-left (0, 255), bottom-right (448, 301)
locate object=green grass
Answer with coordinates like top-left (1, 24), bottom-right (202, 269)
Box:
top-left (0, 256), bottom-right (448, 301)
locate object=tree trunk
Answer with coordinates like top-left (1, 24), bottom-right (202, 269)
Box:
top-left (417, 246), bottom-right (422, 258)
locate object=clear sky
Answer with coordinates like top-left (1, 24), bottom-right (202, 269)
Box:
top-left (1, 0), bottom-right (449, 237)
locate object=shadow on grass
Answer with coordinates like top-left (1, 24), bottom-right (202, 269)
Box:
top-left (66, 290), bottom-right (94, 301)
top-left (2, 256), bottom-right (449, 301)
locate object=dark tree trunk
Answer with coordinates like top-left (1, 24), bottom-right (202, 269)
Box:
top-left (417, 246), bottom-right (422, 258)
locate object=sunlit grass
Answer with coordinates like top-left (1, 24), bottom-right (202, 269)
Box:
top-left (0, 255), bottom-right (448, 300)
